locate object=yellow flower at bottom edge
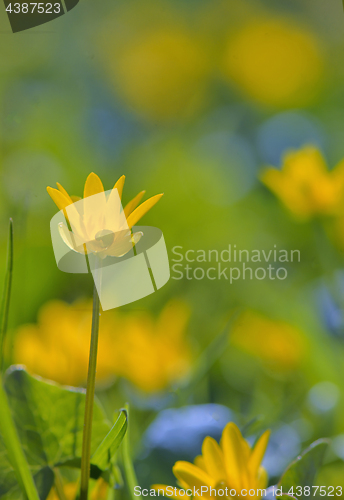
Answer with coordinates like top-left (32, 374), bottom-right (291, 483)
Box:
top-left (47, 172), bottom-right (163, 258)
top-left (14, 299), bottom-right (192, 392)
top-left (47, 478), bottom-right (108, 500)
top-left (260, 146), bottom-right (344, 220)
top-left (47, 483), bottom-right (77, 500)
top-left (153, 423), bottom-right (270, 500)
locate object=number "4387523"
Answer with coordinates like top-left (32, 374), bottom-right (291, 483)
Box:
top-left (6, 3), bottom-right (61, 14)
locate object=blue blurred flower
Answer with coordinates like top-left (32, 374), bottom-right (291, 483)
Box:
top-left (262, 424), bottom-right (301, 479)
top-left (144, 404), bottom-right (234, 459)
top-left (317, 285), bottom-right (344, 336)
top-left (257, 111), bottom-right (325, 166)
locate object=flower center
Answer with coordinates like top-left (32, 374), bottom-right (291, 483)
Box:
top-left (95, 229), bottom-right (115, 249)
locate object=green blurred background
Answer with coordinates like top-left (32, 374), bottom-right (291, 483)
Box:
top-left (1, 0), bottom-right (344, 495)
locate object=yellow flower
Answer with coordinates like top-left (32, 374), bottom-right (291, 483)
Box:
top-left (153, 423), bottom-right (270, 500)
top-left (231, 311), bottom-right (306, 372)
top-left (111, 299), bottom-right (192, 392)
top-left (260, 146), bottom-right (344, 220)
top-left (14, 299), bottom-right (192, 392)
top-left (47, 479), bottom-right (108, 500)
top-left (47, 173), bottom-right (163, 258)
top-left (223, 18), bottom-right (323, 108)
top-left (47, 483), bottom-right (78, 500)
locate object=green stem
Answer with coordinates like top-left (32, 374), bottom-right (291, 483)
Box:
top-left (80, 283), bottom-right (101, 499)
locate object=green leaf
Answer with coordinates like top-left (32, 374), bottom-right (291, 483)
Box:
top-left (53, 458), bottom-right (103, 480)
top-left (0, 367), bottom-right (112, 499)
top-left (0, 467), bottom-right (54, 500)
top-left (277, 439), bottom-right (329, 500)
top-left (91, 409), bottom-right (128, 471)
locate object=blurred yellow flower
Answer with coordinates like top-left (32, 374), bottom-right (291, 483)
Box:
top-left (232, 310), bottom-right (306, 372)
top-left (47, 479), bottom-right (108, 500)
top-left (153, 423), bottom-right (270, 499)
top-left (260, 146), bottom-right (344, 220)
top-left (47, 483), bottom-right (78, 500)
top-left (102, 27), bottom-right (210, 121)
top-left (112, 299), bottom-right (192, 392)
top-left (14, 299), bottom-right (192, 392)
top-left (47, 173), bottom-right (163, 258)
top-left (223, 18), bottom-right (323, 108)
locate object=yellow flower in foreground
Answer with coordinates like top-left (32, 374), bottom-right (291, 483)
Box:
top-left (47, 173), bottom-right (163, 258)
top-left (231, 311), bottom-right (306, 372)
top-left (260, 146), bottom-right (344, 220)
top-left (153, 423), bottom-right (270, 500)
top-left (223, 18), bottom-right (323, 108)
top-left (14, 299), bottom-right (192, 392)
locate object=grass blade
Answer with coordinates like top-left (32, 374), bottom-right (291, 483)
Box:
top-left (0, 219), bottom-right (13, 372)
top-left (0, 219), bottom-right (40, 500)
top-left (0, 386), bottom-right (40, 500)
top-left (122, 404), bottom-right (141, 500)
top-left (91, 409), bottom-right (128, 470)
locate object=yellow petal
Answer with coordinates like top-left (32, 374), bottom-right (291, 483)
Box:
top-left (260, 168), bottom-right (283, 192)
top-left (114, 175), bottom-right (125, 201)
top-left (124, 191), bottom-right (146, 218)
top-left (56, 182), bottom-right (73, 201)
top-left (283, 146), bottom-right (327, 178)
top-left (194, 455), bottom-right (207, 473)
top-left (248, 430), bottom-right (270, 479)
top-left (47, 187), bottom-right (73, 212)
top-left (202, 437), bottom-right (226, 484)
top-left (126, 193), bottom-right (163, 228)
top-left (256, 466), bottom-right (268, 491)
top-left (84, 172), bottom-right (105, 198)
top-left (105, 187), bottom-right (124, 233)
top-left (83, 173), bottom-right (106, 239)
top-left (151, 485), bottom-right (188, 499)
top-left (58, 223), bottom-right (85, 254)
top-left (221, 423), bottom-right (249, 491)
top-left (173, 461), bottom-right (215, 494)
top-left (71, 195), bottom-right (82, 203)
top-left (91, 478), bottom-right (109, 500)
